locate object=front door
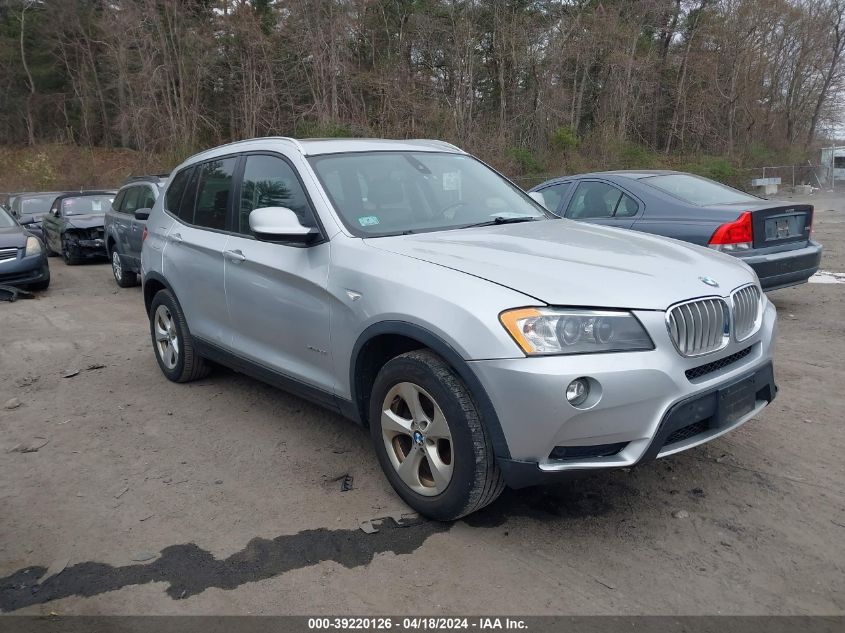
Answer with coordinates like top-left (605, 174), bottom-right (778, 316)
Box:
top-left (223, 153), bottom-right (335, 393)
top-left (563, 180), bottom-right (640, 229)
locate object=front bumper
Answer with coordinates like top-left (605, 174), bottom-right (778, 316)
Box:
top-left (66, 235), bottom-right (107, 259)
top-left (470, 300), bottom-right (777, 488)
top-left (739, 240), bottom-right (822, 291)
top-left (0, 251), bottom-right (49, 287)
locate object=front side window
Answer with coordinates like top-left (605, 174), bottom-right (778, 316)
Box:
top-left (238, 155), bottom-right (316, 235)
top-left (309, 151), bottom-right (547, 237)
top-left (139, 186), bottom-right (156, 210)
top-left (121, 187), bottom-right (142, 214)
top-left (565, 182), bottom-right (623, 219)
top-left (642, 174), bottom-right (759, 206)
top-left (535, 182), bottom-right (570, 212)
top-left (61, 195), bottom-right (113, 216)
top-left (193, 158), bottom-right (236, 230)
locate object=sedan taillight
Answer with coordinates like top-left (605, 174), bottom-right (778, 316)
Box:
top-left (142, 227), bottom-right (148, 242)
top-left (708, 211), bottom-right (753, 252)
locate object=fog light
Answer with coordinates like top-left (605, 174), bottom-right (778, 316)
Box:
top-left (566, 378), bottom-right (590, 407)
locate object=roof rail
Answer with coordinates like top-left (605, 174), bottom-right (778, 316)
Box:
top-left (181, 137), bottom-right (306, 165)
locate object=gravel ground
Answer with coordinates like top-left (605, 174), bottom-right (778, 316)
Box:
top-left (0, 193), bottom-right (843, 615)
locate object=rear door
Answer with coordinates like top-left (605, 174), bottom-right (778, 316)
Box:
top-left (562, 180), bottom-right (641, 229)
top-left (162, 160), bottom-right (235, 346)
top-left (223, 152), bottom-right (335, 393)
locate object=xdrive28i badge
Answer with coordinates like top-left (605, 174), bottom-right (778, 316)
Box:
top-left (699, 276), bottom-right (720, 288)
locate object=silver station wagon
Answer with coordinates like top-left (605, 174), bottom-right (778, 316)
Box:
top-left (141, 138), bottom-right (777, 520)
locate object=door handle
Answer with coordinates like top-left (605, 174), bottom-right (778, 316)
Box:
top-left (168, 233), bottom-right (182, 243)
top-left (224, 249), bottom-right (246, 263)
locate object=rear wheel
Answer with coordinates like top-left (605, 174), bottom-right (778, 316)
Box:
top-left (149, 289), bottom-right (210, 383)
top-left (111, 249), bottom-right (137, 287)
top-left (369, 349), bottom-right (504, 521)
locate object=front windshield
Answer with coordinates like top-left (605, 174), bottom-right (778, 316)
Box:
top-left (18, 194), bottom-right (59, 216)
top-left (309, 151), bottom-right (548, 236)
top-left (642, 174), bottom-right (760, 206)
top-left (62, 195), bottom-right (113, 216)
top-left (0, 207), bottom-right (17, 228)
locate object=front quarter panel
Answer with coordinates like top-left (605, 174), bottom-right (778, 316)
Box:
top-left (328, 236), bottom-right (538, 400)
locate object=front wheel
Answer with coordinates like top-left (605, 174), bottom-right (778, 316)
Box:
top-left (149, 289), bottom-right (210, 383)
top-left (61, 237), bottom-right (78, 265)
top-left (369, 350), bottom-right (504, 521)
top-left (111, 249), bottom-right (137, 287)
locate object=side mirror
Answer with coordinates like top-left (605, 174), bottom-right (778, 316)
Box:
top-left (528, 191), bottom-right (548, 208)
top-left (134, 208), bottom-right (151, 221)
top-left (249, 207), bottom-right (319, 243)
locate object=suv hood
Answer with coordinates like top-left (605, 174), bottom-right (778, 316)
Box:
top-left (66, 213), bottom-right (105, 230)
top-left (367, 219), bottom-right (755, 310)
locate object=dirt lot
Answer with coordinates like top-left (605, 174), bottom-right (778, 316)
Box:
top-left (1, 193), bottom-right (843, 616)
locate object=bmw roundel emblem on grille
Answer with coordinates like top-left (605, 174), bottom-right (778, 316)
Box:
top-left (699, 276), bottom-right (719, 288)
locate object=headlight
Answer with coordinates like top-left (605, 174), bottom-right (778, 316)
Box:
top-left (25, 236), bottom-right (42, 256)
top-left (499, 307), bottom-right (654, 355)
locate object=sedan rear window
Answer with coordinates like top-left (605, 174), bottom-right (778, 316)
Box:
top-left (642, 174), bottom-right (759, 206)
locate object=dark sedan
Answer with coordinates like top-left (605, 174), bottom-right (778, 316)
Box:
top-left (42, 191), bottom-right (116, 264)
top-left (529, 171), bottom-right (822, 290)
top-left (9, 191), bottom-right (68, 244)
top-left (0, 206), bottom-right (49, 290)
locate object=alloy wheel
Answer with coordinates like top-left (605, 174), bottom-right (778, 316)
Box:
top-left (380, 382), bottom-right (454, 496)
top-left (112, 251), bottom-right (123, 282)
top-left (153, 304), bottom-right (179, 370)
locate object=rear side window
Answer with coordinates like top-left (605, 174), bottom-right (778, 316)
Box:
top-left (238, 154), bottom-right (316, 235)
top-left (164, 168), bottom-right (193, 216)
top-left (177, 168), bottom-right (200, 223)
top-left (615, 193), bottom-right (639, 217)
top-left (193, 158), bottom-right (236, 230)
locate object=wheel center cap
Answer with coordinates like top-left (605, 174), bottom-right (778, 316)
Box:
top-left (412, 431), bottom-right (424, 445)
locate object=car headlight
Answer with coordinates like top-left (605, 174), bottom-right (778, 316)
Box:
top-left (499, 307), bottom-right (654, 355)
top-left (25, 236), bottom-right (42, 256)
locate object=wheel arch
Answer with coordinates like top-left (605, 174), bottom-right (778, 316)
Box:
top-left (142, 271), bottom-right (172, 316)
top-left (349, 321), bottom-right (511, 459)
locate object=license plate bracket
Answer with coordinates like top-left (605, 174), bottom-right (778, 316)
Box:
top-left (718, 375), bottom-right (756, 426)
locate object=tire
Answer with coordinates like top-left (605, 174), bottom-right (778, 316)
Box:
top-left (369, 349), bottom-right (504, 521)
top-left (61, 237), bottom-right (78, 265)
top-left (149, 289), bottom-right (211, 383)
top-left (111, 248), bottom-right (137, 287)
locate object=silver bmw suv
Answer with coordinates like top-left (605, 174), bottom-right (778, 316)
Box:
top-left (141, 138), bottom-right (777, 520)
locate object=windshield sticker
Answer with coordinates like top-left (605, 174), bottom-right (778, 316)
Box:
top-left (442, 172), bottom-right (459, 191)
top-left (91, 201), bottom-right (103, 211)
top-left (358, 215), bottom-right (380, 227)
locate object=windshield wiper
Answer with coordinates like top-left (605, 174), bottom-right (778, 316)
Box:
top-left (460, 216), bottom-right (541, 229)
